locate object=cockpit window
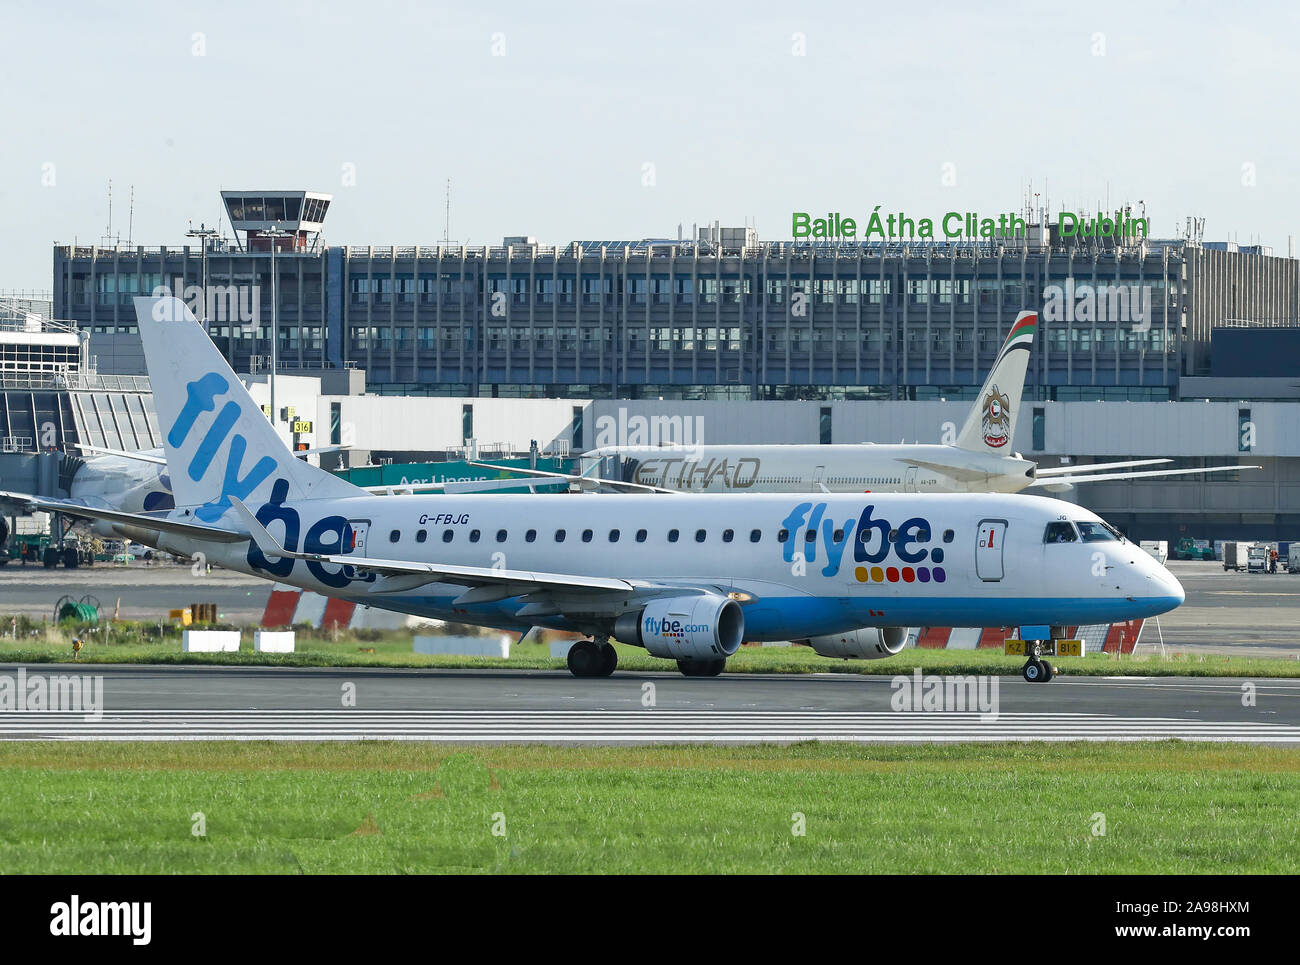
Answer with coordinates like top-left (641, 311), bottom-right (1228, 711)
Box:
top-left (1075, 521), bottom-right (1118, 542)
top-left (1043, 521), bottom-right (1078, 544)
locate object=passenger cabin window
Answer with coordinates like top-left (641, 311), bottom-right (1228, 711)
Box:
top-left (609, 529), bottom-right (620, 542)
top-left (441, 529), bottom-right (453, 543)
top-left (668, 529), bottom-right (680, 543)
top-left (750, 529), bottom-right (762, 542)
top-left (635, 529), bottom-right (647, 543)
top-left (1075, 521), bottom-right (1119, 542)
top-left (525, 529), bottom-right (537, 543)
top-left (695, 529), bottom-right (707, 542)
top-left (1043, 521), bottom-right (1078, 544)
top-left (778, 529), bottom-right (789, 542)
top-left (469, 529), bottom-right (481, 543)
top-left (581, 529), bottom-right (593, 543)
top-left (722, 529), bottom-right (734, 543)
top-left (555, 529), bottom-right (566, 542)
top-left (389, 529), bottom-right (400, 543)
top-left (495, 529), bottom-right (508, 543)
top-left (416, 530), bottom-right (428, 543)
top-left (942, 529), bottom-right (955, 543)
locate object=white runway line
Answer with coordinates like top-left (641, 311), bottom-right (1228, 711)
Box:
top-left (0, 710), bottom-right (1298, 742)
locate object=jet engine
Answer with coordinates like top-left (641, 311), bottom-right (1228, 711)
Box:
top-left (802, 626), bottom-right (909, 660)
top-left (614, 594), bottom-right (744, 661)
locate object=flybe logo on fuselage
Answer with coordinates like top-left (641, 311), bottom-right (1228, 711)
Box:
top-left (169, 372), bottom-right (278, 522)
top-left (246, 479), bottom-right (372, 589)
top-left (781, 501), bottom-right (948, 585)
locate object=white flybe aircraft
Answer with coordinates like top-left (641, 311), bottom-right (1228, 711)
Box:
top-left (0, 297), bottom-right (1184, 680)
top-left (566, 312), bottom-right (1250, 495)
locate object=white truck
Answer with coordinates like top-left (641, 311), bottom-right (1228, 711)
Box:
top-left (1139, 540), bottom-right (1169, 565)
top-left (1223, 541), bottom-right (1254, 572)
top-left (1289, 544), bottom-right (1300, 573)
top-left (1247, 544), bottom-right (1270, 574)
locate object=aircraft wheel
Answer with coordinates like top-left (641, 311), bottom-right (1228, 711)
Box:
top-left (42, 548), bottom-right (58, 568)
top-left (62, 547), bottom-right (79, 568)
top-left (678, 658), bottom-right (726, 677)
top-left (597, 642), bottom-right (618, 677)
top-left (1040, 661), bottom-right (1055, 682)
top-left (566, 640), bottom-right (604, 677)
top-left (1022, 659), bottom-right (1044, 683)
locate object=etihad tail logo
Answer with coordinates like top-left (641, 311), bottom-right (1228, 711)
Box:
top-left (981, 386), bottom-right (1011, 449)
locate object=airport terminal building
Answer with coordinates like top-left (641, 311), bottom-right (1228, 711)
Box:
top-left (51, 190), bottom-right (1300, 402)
top-left (23, 189), bottom-right (1300, 541)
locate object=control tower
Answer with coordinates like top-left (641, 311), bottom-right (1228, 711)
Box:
top-left (220, 190), bottom-right (333, 252)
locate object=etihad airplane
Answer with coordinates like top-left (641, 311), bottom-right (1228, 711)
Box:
top-left (531, 311), bottom-right (1249, 495)
top-left (0, 297), bottom-right (1184, 679)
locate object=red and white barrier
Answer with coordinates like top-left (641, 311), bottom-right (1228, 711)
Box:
top-left (260, 584), bottom-right (432, 630)
top-left (916, 621), bottom-right (1145, 654)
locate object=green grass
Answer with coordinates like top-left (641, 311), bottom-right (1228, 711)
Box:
top-left (1, 624), bottom-right (1298, 677)
top-left (1, 742), bottom-right (1296, 873)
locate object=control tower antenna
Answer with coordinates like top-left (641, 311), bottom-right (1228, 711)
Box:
top-left (127, 185), bottom-right (135, 247)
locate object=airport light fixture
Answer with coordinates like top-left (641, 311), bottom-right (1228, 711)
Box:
top-left (262, 223), bottom-right (292, 428)
top-left (184, 222), bottom-right (219, 323)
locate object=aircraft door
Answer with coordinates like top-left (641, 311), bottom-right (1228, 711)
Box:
top-left (812, 465), bottom-right (826, 487)
top-left (904, 466), bottom-right (919, 492)
top-left (345, 520), bottom-right (370, 555)
top-left (976, 518), bottom-right (1007, 581)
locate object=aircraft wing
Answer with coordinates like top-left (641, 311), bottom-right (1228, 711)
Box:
top-left (465, 460), bottom-right (679, 494)
top-left (230, 497), bottom-right (636, 596)
top-left (75, 443), bottom-right (346, 465)
top-left (361, 477), bottom-right (557, 495)
top-left (73, 444), bottom-right (168, 465)
top-left (0, 490), bottom-right (248, 543)
top-left (1035, 458), bottom-right (1171, 477)
top-left (1027, 464), bottom-right (1259, 487)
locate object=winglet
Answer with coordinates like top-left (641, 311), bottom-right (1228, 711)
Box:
top-left (229, 496), bottom-right (293, 559)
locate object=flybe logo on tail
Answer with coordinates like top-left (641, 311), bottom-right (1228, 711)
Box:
top-left (169, 372), bottom-right (277, 522)
top-left (781, 501), bottom-right (948, 584)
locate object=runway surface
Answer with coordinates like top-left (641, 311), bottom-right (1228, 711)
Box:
top-left (2, 664), bottom-right (1298, 743)
top-left (1, 560), bottom-right (1296, 656)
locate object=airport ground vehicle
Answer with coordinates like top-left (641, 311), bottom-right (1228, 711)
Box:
top-left (1224, 541), bottom-right (1254, 571)
top-left (1289, 545), bottom-right (1300, 573)
top-left (1175, 537), bottom-right (1215, 561)
top-left (1247, 544), bottom-right (1270, 574)
top-left (1140, 540), bottom-right (1168, 564)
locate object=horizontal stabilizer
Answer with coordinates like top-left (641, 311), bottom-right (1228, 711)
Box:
top-left (0, 490), bottom-right (247, 543)
top-left (1027, 464), bottom-right (1259, 487)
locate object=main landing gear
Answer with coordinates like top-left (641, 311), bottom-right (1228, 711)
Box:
top-left (567, 637), bottom-right (618, 678)
top-left (677, 659), bottom-right (726, 677)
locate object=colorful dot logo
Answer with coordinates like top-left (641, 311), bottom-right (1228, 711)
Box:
top-left (855, 565), bottom-right (946, 584)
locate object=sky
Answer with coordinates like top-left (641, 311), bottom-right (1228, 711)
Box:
top-left (1, 0), bottom-right (1297, 291)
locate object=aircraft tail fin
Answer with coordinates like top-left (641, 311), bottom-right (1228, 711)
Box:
top-left (133, 296), bottom-right (364, 522)
top-left (954, 310), bottom-right (1036, 454)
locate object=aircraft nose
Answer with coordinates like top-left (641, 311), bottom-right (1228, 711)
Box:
top-left (1146, 563), bottom-right (1184, 609)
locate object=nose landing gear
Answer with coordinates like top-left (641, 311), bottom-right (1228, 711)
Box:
top-left (1005, 636), bottom-right (1079, 683)
top-left (1022, 655), bottom-right (1055, 683)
